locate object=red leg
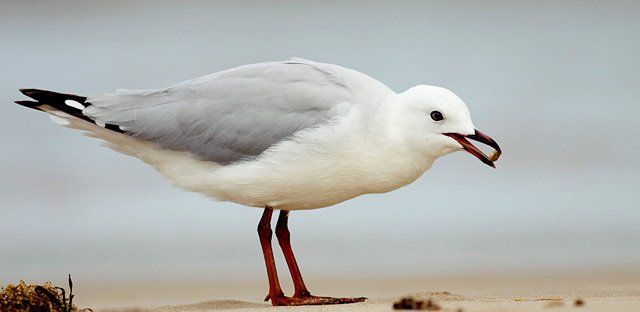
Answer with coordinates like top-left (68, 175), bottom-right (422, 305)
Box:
top-left (257, 206), bottom-right (284, 302)
top-left (271, 210), bottom-right (367, 306)
top-left (275, 210), bottom-right (310, 297)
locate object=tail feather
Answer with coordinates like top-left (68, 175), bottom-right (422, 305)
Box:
top-left (15, 88), bottom-right (124, 133)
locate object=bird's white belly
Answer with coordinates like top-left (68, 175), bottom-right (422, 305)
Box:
top-left (207, 164), bottom-right (400, 210)
top-left (212, 157), bottom-right (382, 210)
top-left (200, 133), bottom-right (434, 210)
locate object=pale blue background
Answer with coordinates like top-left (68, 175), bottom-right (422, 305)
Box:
top-left (1, 0), bottom-right (638, 286)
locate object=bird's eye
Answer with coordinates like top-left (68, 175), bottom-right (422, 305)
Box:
top-left (430, 111), bottom-right (444, 121)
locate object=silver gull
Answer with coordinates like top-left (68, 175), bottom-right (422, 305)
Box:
top-left (15, 58), bottom-right (501, 306)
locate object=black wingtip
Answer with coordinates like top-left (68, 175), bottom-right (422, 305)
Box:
top-left (19, 88), bottom-right (39, 98)
top-left (14, 100), bottom-right (39, 106)
top-left (19, 88), bottom-right (54, 102)
top-left (14, 100), bottom-right (43, 111)
top-left (18, 88), bottom-right (88, 103)
top-left (13, 88), bottom-right (120, 130)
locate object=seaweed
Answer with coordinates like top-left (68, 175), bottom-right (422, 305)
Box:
top-left (0, 275), bottom-right (91, 312)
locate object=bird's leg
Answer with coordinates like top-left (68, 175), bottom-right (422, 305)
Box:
top-left (275, 210), bottom-right (310, 297)
top-left (271, 210), bottom-right (367, 306)
top-left (257, 206), bottom-right (285, 303)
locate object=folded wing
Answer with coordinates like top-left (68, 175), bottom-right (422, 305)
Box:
top-left (84, 59), bottom-right (356, 165)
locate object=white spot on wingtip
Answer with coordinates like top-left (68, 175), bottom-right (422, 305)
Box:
top-left (65, 100), bottom-right (85, 110)
top-left (95, 120), bottom-right (106, 127)
top-left (49, 115), bottom-right (70, 125)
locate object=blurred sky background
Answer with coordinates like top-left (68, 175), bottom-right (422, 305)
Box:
top-left (1, 0), bottom-right (639, 292)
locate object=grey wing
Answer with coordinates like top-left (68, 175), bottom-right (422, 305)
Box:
top-left (83, 59), bottom-right (355, 165)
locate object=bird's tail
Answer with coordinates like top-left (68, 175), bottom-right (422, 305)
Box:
top-left (15, 88), bottom-right (124, 132)
top-left (14, 88), bottom-right (223, 193)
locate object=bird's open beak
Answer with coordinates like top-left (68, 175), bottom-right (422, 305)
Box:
top-left (444, 130), bottom-right (502, 168)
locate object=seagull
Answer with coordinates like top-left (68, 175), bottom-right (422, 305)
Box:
top-left (14, 58), bottom-right (501, 306)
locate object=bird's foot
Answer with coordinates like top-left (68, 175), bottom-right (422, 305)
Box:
top-left (266, 292), bottom-right (366, 306)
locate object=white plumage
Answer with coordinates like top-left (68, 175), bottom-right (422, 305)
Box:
top-left (19, 58), bottom-right (496, 210)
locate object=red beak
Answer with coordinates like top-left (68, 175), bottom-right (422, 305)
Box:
top-left (444, 129), bottom-right (502, 168)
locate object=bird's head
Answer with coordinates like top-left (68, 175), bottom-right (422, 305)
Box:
top-left (393, 85), bottom-right (501, 167)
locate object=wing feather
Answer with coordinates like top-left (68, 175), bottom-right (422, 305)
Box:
top-left (84, 59), bottom-right (356, 165)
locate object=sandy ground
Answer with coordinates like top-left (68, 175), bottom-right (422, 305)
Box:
top-left (150, 293), bottom-right (639, 312)
top-left (81, 268), bottom-right (639, 312)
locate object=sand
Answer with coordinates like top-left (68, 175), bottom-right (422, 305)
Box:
top-left (151, 293), bottom-right (638, 312)
top-left (84, 268), bottom-right (639, 312)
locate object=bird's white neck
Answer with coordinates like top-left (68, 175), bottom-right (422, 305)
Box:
top-left (351, 96), bottom-right (443, 193)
